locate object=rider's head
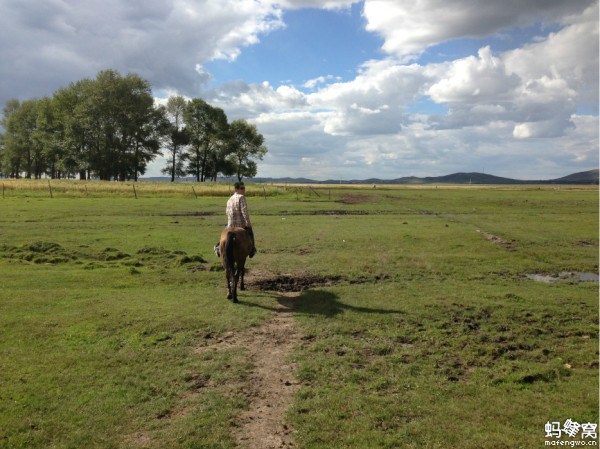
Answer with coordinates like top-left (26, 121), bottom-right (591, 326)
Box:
top-left (234, 181), bottom-right (245, 193)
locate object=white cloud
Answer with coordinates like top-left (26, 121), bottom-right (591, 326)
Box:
top-left (205, 0), bottom-right (284, 61)
top-left (504, 2), bottom-right (599, 103)
top-left (362, 0), bottom-right (596, 59)
top-left (512, 118), bottom-right (574, 139)
top-left (273, 0), bottom-right (355, 10)
top-left (251, 110), bottom-right (352, 178)
top-left (427, 47), bottom-right (521, 104)
top-left (0, 0), bottom-right (285, 102)
top-left (307, 59), bottom-right (427, 135)
top-left (422, 3), bottom-right (598, 139)
top-left (303, 75), bottom-right (342, 89)
top-left (559, 115), bottom-right (600, 163)
top-left (204, 80), bottom-right (308, 120)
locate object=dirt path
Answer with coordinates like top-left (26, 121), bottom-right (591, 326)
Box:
top-left (195, 291), bottom-right (302, 448)
top-left (234, 293), bottom-right (301, 449)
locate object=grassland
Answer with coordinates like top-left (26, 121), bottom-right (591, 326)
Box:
top-left (0, 180), bottom-right (597, 448)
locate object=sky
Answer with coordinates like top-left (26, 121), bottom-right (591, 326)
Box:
top-left (0, 0), bottom-right (598, 180)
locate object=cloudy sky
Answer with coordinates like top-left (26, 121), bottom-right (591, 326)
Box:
top-left (1, 0), bottom-right (598, 180)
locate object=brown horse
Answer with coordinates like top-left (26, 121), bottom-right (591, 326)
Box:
top-left (220, 227), bottom-right (253, 303)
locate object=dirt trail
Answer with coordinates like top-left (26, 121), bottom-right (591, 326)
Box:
top-left (195, 290), bottom-right (302, 448)
top-left (234, 293), bottom-right (301, 449)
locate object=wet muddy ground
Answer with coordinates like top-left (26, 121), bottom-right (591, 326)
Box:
top-left (525, 271), bottom-right (599, 283)
top-left (246, 272), bottom-right (342, 292)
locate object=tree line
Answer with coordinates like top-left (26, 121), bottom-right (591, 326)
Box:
top-left (0, 69), bottom-right (267, 181)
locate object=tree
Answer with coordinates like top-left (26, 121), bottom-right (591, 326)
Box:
top-left (127, 93), bottom-right (170, 182)
top-left (0, 99), bottom-right (19, 130)
top-left (184, 98), bottom-right (228, 182)
top-left (53, 80), bottom-right (93, 179)
top-left (162, 96), bottom-right (189, 182)
top-left (228, 119), bottom-right (267, 181)
top-left (99, 70), bottom-right (161, 180)
top-left (2, 99), bottom-right (40, 178)
top-left (207, 135), bottom-right (236, 181)
top-left (70, 70), bottom-right (164, 180)
top-left (34, 97), bottom-right (62, 178)
top-left (0, 99), bottom-right (21, 177)
top-left (129, 104), bottom-right (170, 181)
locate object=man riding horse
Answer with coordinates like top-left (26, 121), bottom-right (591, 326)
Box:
top-left (214, 181), bottom-right (257, 258)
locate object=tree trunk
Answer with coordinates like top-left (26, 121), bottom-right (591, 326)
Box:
top-left (170, 144), bottom-right (177, 182)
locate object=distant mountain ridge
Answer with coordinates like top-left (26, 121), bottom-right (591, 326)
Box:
top-left (143, 169), bottom-right (599, 185)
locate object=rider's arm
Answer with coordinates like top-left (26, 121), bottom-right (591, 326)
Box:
top-left (239, 196), bottom-right (251, 228)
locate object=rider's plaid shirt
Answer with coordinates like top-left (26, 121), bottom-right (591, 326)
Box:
top-left (226, 193), bottom-right (250, 228)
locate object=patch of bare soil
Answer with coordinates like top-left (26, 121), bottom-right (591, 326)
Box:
top-left (194, 285), bottom-right (302, 448)
top-left (245, 268), bottom-right (389, 292)
top-left (234, 294), bottom-right (301, 449)
top-left (247, 270), bottom-right (342, 293)
top-left (476, 229), bottom-right (516, 249)
top-left (162, 211), bottom-right (216, 216)
top-left (122, 432), bottom-right (154, 449)
top-left (259, 248), bottom-right (312, 256)
top-left (337, 192), bottom-right (380, 204)
top-left (275, 209), bottom-right (371, 216)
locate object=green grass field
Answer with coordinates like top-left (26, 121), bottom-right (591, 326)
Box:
top-left (0, 180), bottom-right (597, 448)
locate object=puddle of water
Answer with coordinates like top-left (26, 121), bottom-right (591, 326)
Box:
top-left (526, 272), bottom-right (599, 284)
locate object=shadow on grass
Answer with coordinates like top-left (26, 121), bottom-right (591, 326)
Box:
top-left (239, 289), bottom-right (403, 318)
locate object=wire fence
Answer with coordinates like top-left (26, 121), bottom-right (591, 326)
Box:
top-left (0, 179), bottom-right (340, 200)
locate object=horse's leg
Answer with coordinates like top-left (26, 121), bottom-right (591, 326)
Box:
top-left (232, 266), bottom-right (239, 303)
top-left (239, 260), bottom-right (246, 291)
top-left (226, 268), bottom-right (233, 300)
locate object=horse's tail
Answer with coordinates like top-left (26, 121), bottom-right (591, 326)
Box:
top-left (223, 231), bottom-right (236, 273)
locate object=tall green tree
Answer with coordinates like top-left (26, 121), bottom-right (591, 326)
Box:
top-left (0, 99), bottom-right (20, 130)
top-left (130, 104), bottom-right (170, 181)
top-left (34, 97), bottom-right (63, 178)
top-left (184, 98), bottom-right (228, 182)
top-left (228, 119), bottom-right (267, 181)
top-left (206, 135), bottom-right (236, 181)
top-left (67, 70), bottom-right (165, 181)
top-left (53, 80), bottom-right (93, 179)
top-left (0, 99), bottom-right (21, 177)
top-left (2, 99), bottom-right (40, 178)
top-left (162, 96), bottom-right (189, 182)
top-left (93, 70), bottom-right (163, 180)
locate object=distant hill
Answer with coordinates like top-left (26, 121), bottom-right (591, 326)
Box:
top-left (551, 169), bottom-right (599, 184)
top-left (253, 169), bottom-right (599, 185)
top-left (142, 169), bottom-right (599, 185)
top-left (422, 172), bottom-right (524, 184)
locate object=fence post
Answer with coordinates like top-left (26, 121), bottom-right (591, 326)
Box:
top-left (263, 185), bottom-right (266, 200)
top-left (85, 185), bottom-right (89, 197)
top-left (48, 180), bottom-right (53, 198)
top-left (2, 183), bottom-right (4, 199)
top-left (133, 184), bottom-right (137, 199)
top-left (192, 186), bottom-right (198, 199)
